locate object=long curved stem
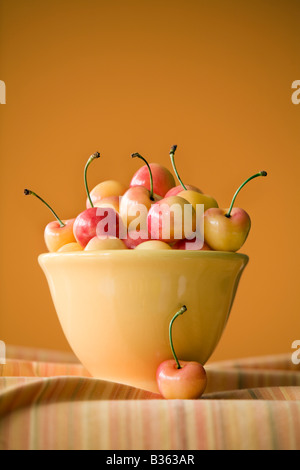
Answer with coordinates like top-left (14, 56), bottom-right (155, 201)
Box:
top-left (225, 171), bottom-right (267, 218)
top-left (84, 152), bottom-right (101, 208)
top-left (24, 189), bottom-right (65, 227)
top-left (169, 145), bottom-right (187, 191)
top-left (131, 152), bottom-right (154, 201)
top-left (169, 305), bottom-right (187, 369)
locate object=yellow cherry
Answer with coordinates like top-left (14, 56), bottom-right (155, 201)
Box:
top-left (177, 190), bottom-right (218, 213)
top-left (93, 195), bottom-right (121, 213)
top-left (57, 242), bottom-right (83, 252)
top-left (135, 240), bottom-right (172, 250)
top-left (87, 180), bottom-right (127, 209)
top-left (204, 171), bottom-right (267, 252)
top-left (84, 236), bottom-right (128, 251)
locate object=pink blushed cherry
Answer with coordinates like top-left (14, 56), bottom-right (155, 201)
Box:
top-left (147, 195), bottom-right (196, 243)
top-left (123, 228), bottom-right (149, 249)
top-left (73, 152), bottom-right (124, 247)
top-left (130, 153), bottom-right (176, 198)
top-left (119, 152), bottom-right (161, 230)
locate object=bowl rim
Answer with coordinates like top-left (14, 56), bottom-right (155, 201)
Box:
top-left (38, 250), bottom-right (249, 263)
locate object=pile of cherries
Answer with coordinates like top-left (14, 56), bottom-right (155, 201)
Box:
top-left (25, 146), bottom-right (267, 399)
top-left (25, 145), bottom-right (267, 254)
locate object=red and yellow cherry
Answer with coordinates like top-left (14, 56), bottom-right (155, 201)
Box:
top-left (74, 207), bottom-right (123, 248)
top-left (169, 145), bottom-right (218, 212)
top-left (130, 155), bottom-right (175, 198)
top-left (177, 190), bottom-right (218, 213)
top-left (86, 181), bottom-right (127, 209)
top-left (93, 195), bottom-right (121, 213)
top-left (147, 195), bottom-right (196, 243)
top-left (120, 185), bottom-right (155, 228)
top-left (156, 306), bottom-right (207, 399)
top-left (24, 189), bottom-right (76, 252)
top-left (165, 184), bottom-right (203, 198)
top-left (74, 152), bottom-right (123, 247)
top-left (172, 238), bottom-right (211, 251)
top-left (84, 236), bottom-right (128, 251)
top-left (120, 153), bottom-right (161, 229)
top-left (135, 240), bottom-right (172, 250)
top-left (204, 171), bottom-right (267, 252)
top-left (123, 228), bottom-right (149, 249)
top-left (58, 242), bottom-right (83, 252)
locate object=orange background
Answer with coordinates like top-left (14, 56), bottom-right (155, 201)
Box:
top-left (0, 0), bottom-right (299, 362)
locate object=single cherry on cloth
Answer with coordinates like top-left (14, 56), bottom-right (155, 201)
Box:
top-left (73, 152), bottom-right (124, 247)
top-left (156, 306), bottom-right (207, 399)
top-left (24, 189), bottom-right (76, 252)
top-left (204, 170), bottom-right (267, 252)
top-left (130, 152), bottom-right (176, 198)
top-left (170, 145), bottom-right (218, 213)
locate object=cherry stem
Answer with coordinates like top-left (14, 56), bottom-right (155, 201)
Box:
top-left (24, 189), bottom-right (65, 228)
top-left (84, 152), bottom-right (101, 208)
top-left (169, 145), bottom-right (187, 191)
top-left (169, 305), bottom-right (187, 369)
top-left (225, 171), bottom-right (268, 218)
top-left (131, 153), bottom-right (154, 201)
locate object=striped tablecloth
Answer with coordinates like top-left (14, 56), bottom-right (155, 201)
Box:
top-left (1, 345), bottom-right (300, 450)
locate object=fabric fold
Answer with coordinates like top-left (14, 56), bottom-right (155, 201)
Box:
top-left (1, 347), bottom-right (300, 450)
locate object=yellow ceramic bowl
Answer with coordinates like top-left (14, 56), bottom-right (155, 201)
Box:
top-left (39, 250), bottom-right (248, 393)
